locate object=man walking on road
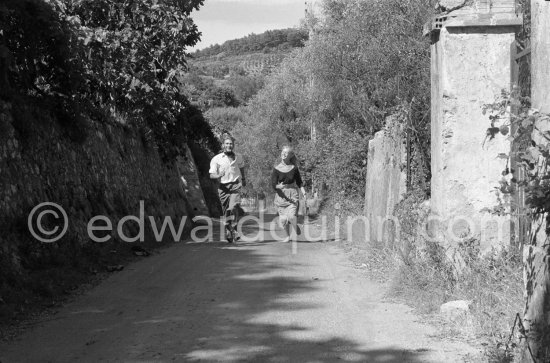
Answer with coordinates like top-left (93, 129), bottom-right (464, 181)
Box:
top-left (209, 135), bottom-right (246, 242)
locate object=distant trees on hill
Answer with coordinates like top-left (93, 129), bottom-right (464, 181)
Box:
top-left (180, 29), bottom-right (306, 112)
top-left (192, 28), bottom-right (308, 58)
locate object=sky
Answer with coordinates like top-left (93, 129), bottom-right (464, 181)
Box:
top-left (189, 0), bottom-right (314, 51)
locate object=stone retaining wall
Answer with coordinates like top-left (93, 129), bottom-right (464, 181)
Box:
top-left (0, 100), bottom-right (208, 284)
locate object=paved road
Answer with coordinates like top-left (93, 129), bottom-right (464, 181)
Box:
top-left (0, 214), bottom-right (478, 362)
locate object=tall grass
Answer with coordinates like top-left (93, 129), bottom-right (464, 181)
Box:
top-left (340, 190), bottom-right (525, 361)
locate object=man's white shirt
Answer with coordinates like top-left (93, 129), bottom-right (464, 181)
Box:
top-left (209, 153), bottom-right (245, 184)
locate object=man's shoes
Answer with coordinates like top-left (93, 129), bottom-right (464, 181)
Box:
top-left (225, 229), bottom-right (233, 243)
top-left (281, 236), bottom-right (290, 243)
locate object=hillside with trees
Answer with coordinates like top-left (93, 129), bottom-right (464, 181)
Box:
top-left (192, 28), bottom-right (308, 58)
top-left (179, 28), bottom-right (309, 138)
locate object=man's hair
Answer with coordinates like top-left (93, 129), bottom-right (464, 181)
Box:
top-left (221, 134), bottom-right (235, 143)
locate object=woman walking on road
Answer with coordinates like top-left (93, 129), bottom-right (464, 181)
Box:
top-left (271, 146), bottom-right (307, 242)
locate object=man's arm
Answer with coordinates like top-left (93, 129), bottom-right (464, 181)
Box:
top-left (209, 157), bottom-right (224, 180)
top-left (240, 167), bottom-right (246, 187)
top-left (210, 171), bottom-right (224, 180)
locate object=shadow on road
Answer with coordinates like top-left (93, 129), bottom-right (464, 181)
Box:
top-left (0, 214), bottom-right (434, 363)
top-left (179, 216), bottom-right (431, 362)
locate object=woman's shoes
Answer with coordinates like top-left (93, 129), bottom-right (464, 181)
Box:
top-left (281, 236), bottom-right (291, 243)
top-left (225, 228), bottom-right (234, 243)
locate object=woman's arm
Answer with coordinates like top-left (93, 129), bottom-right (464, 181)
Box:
top-left (240, 167), bottom-right (246, 186)
top-left (271, 168), bottom-right (279, 191)
top-left (295, 169), bottom-right (306, 198)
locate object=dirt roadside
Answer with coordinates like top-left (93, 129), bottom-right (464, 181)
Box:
top-left (0, 214), bottom-right (481, 362)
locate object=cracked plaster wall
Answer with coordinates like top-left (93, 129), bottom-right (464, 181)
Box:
top-left (431, 24), bottom-right (516, 250)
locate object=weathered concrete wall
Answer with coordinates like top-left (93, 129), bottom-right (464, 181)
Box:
top-left (531, 0), bottom-right (550, 113)
top-left (363, 116), bottom-right (406, 244)
top-left (429, 2), bottom-right (520, 251)
top-left (528, 0), bottom-right (550, 245)
top-left (530, 0), bottom-right (550, 245)
top-left (532, 0), bottom-right (550, 114)
top-left (438, 0), bottom-right (517, 18)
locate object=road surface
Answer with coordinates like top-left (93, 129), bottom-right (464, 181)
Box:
top-left (0, 214), bottom-right (479, 362)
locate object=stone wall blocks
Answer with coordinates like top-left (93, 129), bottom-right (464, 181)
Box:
top-left (1, 101), bottom-right (210, 279)
top-left (76, 209), bottom-right (86, 222)
top-left (145, 205), bottom-right (156, 216)
top-left (60, 197), bottom-right (70, 210)
top-left (83, 202), bottom-right (92, 218)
